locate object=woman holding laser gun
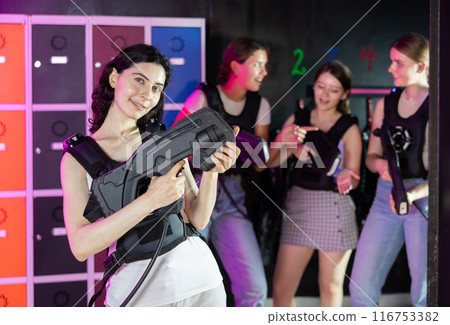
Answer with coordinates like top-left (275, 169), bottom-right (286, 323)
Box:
top-left (61, 44), bottom-right (240, 307)
top-left (350, 33), bottom-right (429, 307)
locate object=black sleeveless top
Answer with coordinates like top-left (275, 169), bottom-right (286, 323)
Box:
top-left (291, 108), bottom-right (358, 191)
top-left (196, 82), bottom-right (261, 134)
top-left (383, 89), bottom-right (428, 179)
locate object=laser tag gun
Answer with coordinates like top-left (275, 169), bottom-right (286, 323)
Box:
top-left (303, 130), bottom-right (342, 176)
top-left (90, 107), bottom-right (236, 224)
top-left (235, 130), bottom-right (270, 165)
top-left (373, 124), bottom-right (409, 215)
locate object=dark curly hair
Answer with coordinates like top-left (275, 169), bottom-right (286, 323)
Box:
top-left (89, 44), bottom-right (172, 133)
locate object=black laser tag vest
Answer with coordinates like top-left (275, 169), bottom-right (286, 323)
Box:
top-left (62, 123), bottom-right (198, 265)
top-left (196, 82), bottom-right (261, 134)
top-left (291, 108), bottom-right (358, 191)
top-left (383, 89), bottom-right (429, 179)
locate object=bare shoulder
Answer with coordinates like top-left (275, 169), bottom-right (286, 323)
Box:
top-left (60, 152), bottom-right (88, 193)
top-left (61, 151), bottom-right (86, 177)
top-left (184, 89), bottom-right (208, 112)
top-left (372, 97), bottom-right (385, 129)
top-left (343, 123), bottom-right (362, 143)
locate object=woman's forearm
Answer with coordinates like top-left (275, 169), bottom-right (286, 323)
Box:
top-left (366, 153), bottom-right (385, 174)
top-left (68, 194), bottom-right (159, 261)
top-left (408, 180), bottom-right (429, 203)
top-left (185, 171), bottom-right (218, 229)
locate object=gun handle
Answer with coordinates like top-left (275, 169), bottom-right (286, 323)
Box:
top-left (397, 200), bottom-right (409, 215)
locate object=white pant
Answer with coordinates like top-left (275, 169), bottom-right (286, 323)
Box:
top-left (159, 284), bottom-right (226, 307)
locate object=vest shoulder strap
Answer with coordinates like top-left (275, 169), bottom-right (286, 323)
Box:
top-left (383, 88), bottom-right (402, 122)
top-left (327, 114), bottom-right (358, 143)
top-left (63, 133), bottom-right (116, 179)
top-left (196, 82), bottom-right (224, 115)
top-left (294, 107), bottom-right (311, 126)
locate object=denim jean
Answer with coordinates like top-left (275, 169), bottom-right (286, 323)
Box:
top-left (199, 175), bottom-right (267, 307)
top-left (349, 178), bottom-right (428, 307)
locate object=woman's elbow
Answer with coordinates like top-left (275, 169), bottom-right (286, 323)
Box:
top-left (188, 216), bottom-right (209, 230)
top-left (69, 241), bottom-right (90, 262)
top-left (365, 154), bottom-right (378, 174)
top-left (195, 221), bottom-right (209, 231)
top-left (72, 250), bottom-right (89, 262)
top-left (73, 248), bottom-right (90, 262)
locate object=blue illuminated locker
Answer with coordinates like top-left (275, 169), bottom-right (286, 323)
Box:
top-left (151, 26), bottom-right (201, 104)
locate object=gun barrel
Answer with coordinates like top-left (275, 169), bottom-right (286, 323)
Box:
top-left (91, 107), bottom-right (236, 222)
top-left (377, 125), bottom-right (409, 215)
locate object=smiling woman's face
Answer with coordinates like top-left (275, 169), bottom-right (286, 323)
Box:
top-left (313, 72), bottom-right (347, 112)
top-left (109, 62), bottom-right (166, 121)
top-left (234, 49), bottom-right (268, 92)
top-left (388, 47), bottom-right (422, 88)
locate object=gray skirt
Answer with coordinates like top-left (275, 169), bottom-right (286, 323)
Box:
top-left (280, 186), bottom-right (358, 252)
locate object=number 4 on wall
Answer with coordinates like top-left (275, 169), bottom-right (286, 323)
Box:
top-left (361, 44), bottom-right (378, 71)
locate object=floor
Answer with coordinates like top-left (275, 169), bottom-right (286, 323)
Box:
top-left (264, 293), bottom-right (412, 307)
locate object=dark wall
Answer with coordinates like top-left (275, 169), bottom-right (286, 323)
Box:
top-left (0, 0), bottom-right (207, 17)
top-left (1, 0), bottom-right (429, 130)
top-left (207, 0), bottom-right (429, 130)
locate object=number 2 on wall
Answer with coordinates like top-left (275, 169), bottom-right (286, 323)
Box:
top-left (291, 48), bottom-right (307, 76)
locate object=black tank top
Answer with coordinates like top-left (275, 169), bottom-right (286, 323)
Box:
top-left (291, 108), bottom-right (358, 191)
top-left (383, 89), bottom-right (428, 179)
top-left (196, 82), bottom-right (261, 134)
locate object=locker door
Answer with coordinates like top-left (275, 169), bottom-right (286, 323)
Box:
top-left (33, 110), bottom-right (85, 189)
top-left (0, 198), bottom-right (26, 278)
top-left (0, 23), bottom-right (25, 104)
top-left (93, 25), bottom-right (145, 87)
top-left (162, 109), bottom-right (179, 128)
top-left (32, 25), bottom-right (85, 103)
top-left (94, 250), bottom-right (106, 273)
top-left (94, 252), bottom-right (107, 307)
top-left (33, 197), bottom-right (86, 275)
top-left (151, 27), bottom-right (202, 104)
top-left (34, 281), bottom-right (87, 307)
top-left (0, 111), bottom-right (26, 191)
top-left (0, 283), bottom-right (27, 307)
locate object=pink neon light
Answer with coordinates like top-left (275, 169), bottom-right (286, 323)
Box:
top-left (350, 88), bottom-right (391, 95)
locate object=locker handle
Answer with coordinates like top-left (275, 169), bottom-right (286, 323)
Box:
top-left (169, 57), bottom-right (185, 66)
top-left (0, 56), bottom-right (5, 64)
top-left (35, 143), bottom-right (64, 154)
top-left (50, 56), bottom-right (68, 64)
top-left (34, 227), bottom-right (67, 240)
top-left (0, 229), bottom-right (6, 238)
top-left (0, 143), bottom-right (6, 151)
top-left (52, 227), bottom-right (67, 237)
top-left (51, 142), bottom-right (64, 150)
